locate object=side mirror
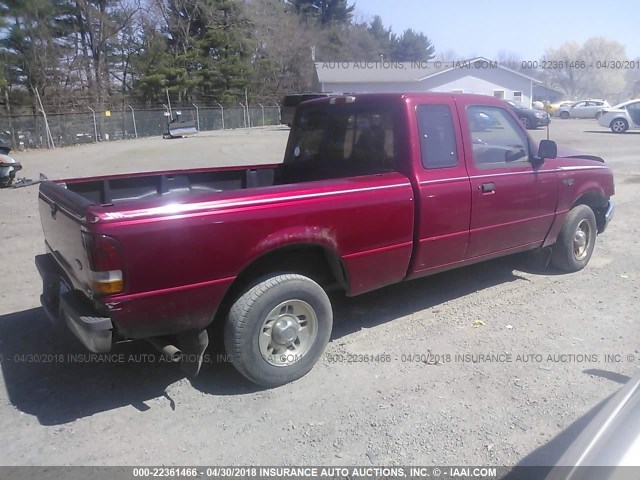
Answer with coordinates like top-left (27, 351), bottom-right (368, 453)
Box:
top-left (538, 139), bottom-right (557, 160)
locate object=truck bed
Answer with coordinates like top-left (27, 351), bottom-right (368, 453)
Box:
top-left (62, 166), bottom-right (276, 205)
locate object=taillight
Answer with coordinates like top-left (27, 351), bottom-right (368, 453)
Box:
top-left (82, 233), bottom-right (124, 295)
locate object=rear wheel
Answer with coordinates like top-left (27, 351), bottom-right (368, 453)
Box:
top-left (610, 118), bottom-right (629, 133)
top-left (560, 111), bottom-right (570, 119)
top-left (551, 205), bottom-right (597, 272)
top-left (224, 274), bottom-right (332, 387)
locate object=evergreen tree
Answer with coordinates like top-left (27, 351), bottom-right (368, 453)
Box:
top-left (138, 0), bottom-right (253, 103)
top-left (289, 0), bottom-right (354, 25)
top-left (391, 28), bottom-right (435, 62)
top-left (367, 15), bottom-right (394, 57)
top-left (0, 0), bottom-right (64, 111)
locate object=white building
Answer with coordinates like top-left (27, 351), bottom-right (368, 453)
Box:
top-left (313, 57), bottom-right (542, 107)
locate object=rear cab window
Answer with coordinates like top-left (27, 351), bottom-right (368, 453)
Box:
top-left (283, 102), bottom-right (397, 181)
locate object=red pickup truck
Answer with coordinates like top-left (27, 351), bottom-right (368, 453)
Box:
top-left (36, 93), bottom-right (614, 387)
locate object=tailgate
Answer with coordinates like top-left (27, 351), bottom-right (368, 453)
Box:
top-left (38, 181), bottom-right (94, 293)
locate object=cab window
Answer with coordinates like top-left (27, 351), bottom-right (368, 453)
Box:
top-left (416, 104), bottom-right (458, 169)
top-left (466, 105), bottom-right (530, 169)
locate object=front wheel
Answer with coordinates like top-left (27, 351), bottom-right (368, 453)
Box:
top-left (551, 205), bottom-right (597, 272)
top-left (224, 274), bottom-right (333, 387)
top-left (560, 111), bottom-right (570, 119)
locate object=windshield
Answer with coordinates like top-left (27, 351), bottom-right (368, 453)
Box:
top-left (612, 101), bottom-right (632, 109)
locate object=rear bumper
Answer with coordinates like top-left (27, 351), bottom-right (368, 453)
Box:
top-left (35, 253), bottom-right (113, 353)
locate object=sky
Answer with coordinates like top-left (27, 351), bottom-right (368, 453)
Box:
top-left (353, 0), bottom-right (640, 61)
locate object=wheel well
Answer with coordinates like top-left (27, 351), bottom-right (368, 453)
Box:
top-left (572, 192), bottom-right (608, 232)
top-left (213, 245), bottom-right (347, 326)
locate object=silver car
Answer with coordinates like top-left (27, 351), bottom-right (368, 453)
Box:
top-left (542, 373), bottom-right (640, 479)
top-left (558, 99), bottom-right (610, 119)
top-left (598, 99), bottom-right (640, 133)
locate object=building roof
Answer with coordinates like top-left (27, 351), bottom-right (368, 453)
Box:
top-left (533, 84), bottom-right (563, 95)
top-left (315, 57), bottom-right (541, 84)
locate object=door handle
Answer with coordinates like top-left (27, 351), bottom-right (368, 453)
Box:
top-left (479, 182), bottom-right (495, 193)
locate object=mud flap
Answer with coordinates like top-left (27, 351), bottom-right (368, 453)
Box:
top-left (178, 329), bottom-right (209, 378)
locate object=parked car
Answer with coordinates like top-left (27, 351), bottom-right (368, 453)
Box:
top-left (597, 99), bottom-right (640, 133)
top-left (506, 100), bottom-right (551, 129)
top-left (280, 93), bottom-right (330, 126)
top-left (544, 101), bottom-right (575, 115)
top-left (557, 99), bottom-right (610, 119)
top-left (544, 373), bottom-right (640, 476)
top-left (0, 131), bottom-right (11, 149)
top-left (36, 93), bottom-right (615, 387)
top-left (0, 143), bottom-right (22, 188)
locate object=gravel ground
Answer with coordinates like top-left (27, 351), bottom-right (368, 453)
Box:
top-left (0, 120), bottom-right (638, 467)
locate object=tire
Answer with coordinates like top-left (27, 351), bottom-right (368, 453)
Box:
top-left (595, 111), bottom-right (602, 120)
top-left (560, 111), bottom-right (570, 119)
top-left (224, 273), bottom-right (333, 387)
top-left (610, 118), bottom-right (629, 133)
top-left (551, 205), bottom-right (597, 272)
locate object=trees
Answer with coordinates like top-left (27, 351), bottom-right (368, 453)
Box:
top-left (247, 0), bottom-right (320, 99)
top-left (0, 0), bottom-right (64, 112)
top-left (67, 1), bottom-right (140, 107)
top-left (289, 0), bottom-right (355, 25)
top-left (367, 15), bottom-right (393, 58)
top-left (133, 0), bottom-right (253, 104)
top-left (542, 38), bottom-right (629, 101)
top-left (392, 29), bottom-right (435, 62)
top-left (0, 0), bottom-right (440, 110)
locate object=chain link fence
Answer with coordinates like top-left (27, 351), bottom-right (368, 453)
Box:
top-left (0, 105), bottom-right (282, 150)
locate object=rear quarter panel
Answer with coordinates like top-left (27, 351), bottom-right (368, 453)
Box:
top-left (91, 173), bottom-right (415, 337)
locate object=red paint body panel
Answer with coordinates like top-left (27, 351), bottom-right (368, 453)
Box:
top-left (88, 173), bottom-right (414, 335)
top-left (36, 92), bottom-right (615, 341)
top-left (107, 277), bottom-right (234, 338)
top-left (92, 174), bottom-right (414, 294)
top-left (403, 96), bottom-right (473, 275)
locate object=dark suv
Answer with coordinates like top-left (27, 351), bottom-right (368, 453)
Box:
top-left (506, 100), bottom-right (551, 129)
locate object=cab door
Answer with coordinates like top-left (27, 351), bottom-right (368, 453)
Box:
top-left (408, 100), bottom-right (472, 277)
top-left (459, 102), bottom-right (558, 259)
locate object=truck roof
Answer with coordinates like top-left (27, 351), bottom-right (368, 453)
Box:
top-left (300, 92), bottom-right (509, 107)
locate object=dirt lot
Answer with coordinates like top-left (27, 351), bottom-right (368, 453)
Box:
top-left (0, 120), bottom-right (638, 467)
